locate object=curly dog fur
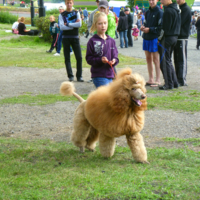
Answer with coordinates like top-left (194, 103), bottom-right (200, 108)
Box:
top-left (60, 68), bottom-right (149, 163)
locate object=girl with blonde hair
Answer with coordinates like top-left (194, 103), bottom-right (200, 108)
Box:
top-left (86, 12), bottom-right (119, 88)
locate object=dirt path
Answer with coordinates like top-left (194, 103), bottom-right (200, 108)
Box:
top-left (0, 36), bottom-right (200, 152)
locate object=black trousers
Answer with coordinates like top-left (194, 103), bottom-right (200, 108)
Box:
top-left (62, 38), bottom-right (82, 79)
top-left (25, 29), bottom-right (39, 36)
top-left (49, 34), bottom-right (58, 51)
top-left (197, 29), bottom-right (200, 47)
top-left (127, 27), bottom-right (133, 46)
top-left (174, 40), bottom-right (188, 85)
top-left (159, 36), bottom-right (178, 88)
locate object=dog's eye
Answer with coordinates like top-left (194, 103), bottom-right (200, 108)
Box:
top-left (132, 88), bottom-right (136, 91)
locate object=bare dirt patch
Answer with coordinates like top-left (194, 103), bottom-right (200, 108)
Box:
top-left (0, 66), bottom-right (200, 152)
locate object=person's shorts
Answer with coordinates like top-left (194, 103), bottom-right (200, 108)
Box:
top-left (143, 38), bottom-right (158, 52)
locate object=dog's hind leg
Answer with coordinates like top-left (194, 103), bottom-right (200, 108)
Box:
top-left (126, 133), bottom-right (149, 164)
top-left (71, 102), bottom-right (90, 153)
top-left (99, 133), bottom-right (116, 158)
top-left (86, 126), bottom-right (99, 152)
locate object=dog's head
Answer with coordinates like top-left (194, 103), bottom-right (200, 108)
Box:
top-left (110, 68), bottom-right (147, 112)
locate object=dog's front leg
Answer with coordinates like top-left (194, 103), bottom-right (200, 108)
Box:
top-left (126, 133), bottom-right (149, 164)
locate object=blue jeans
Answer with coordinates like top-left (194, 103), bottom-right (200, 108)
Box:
top-left (92, 77), bottom-right (113, 88)
top-left (119, 30), bottom-right (128, 48)
top-left (57, 31), bottom-right (72, 54)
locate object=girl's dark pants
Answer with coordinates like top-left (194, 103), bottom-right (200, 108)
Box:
top-left (62, 38), bottom-right (82, 79)
top-left (49, 34), bottom-right (58, 52)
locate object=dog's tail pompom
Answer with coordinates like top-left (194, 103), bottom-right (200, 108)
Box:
top-left (117, 68), bottom-right (132, 79)
top-left (60, 82), bottom-right (75, 96)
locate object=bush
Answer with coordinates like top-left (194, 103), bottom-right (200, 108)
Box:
top-left (0, 11), bottom-right (18, 24)
top-left (46, 8), bottom-right (60, 15)
top-left (34, 15), bottom-right (88, 41)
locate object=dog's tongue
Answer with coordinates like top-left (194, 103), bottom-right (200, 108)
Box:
top-left (134, 99), bottom-right (142, 106)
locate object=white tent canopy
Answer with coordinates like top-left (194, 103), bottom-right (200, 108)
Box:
top-left (108, 1), bottom-right (128, 8)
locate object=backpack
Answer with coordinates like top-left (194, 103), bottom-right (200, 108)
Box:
top-left (50, 23), bottom-right (59, 34)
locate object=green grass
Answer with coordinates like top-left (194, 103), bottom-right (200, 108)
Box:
top-left (0, 35), bottom-right (146, 68)
top-left (0, 90), bottom-right (200, 112)
top-left (164, 137), bottom-right (200, 147)
top-left (0, 137), bottom-right (200, 200)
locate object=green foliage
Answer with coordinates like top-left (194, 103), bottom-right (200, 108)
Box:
top-left (127, 0), bottom-right (134, 9)
top-left (34, 14), bottom-right (88, 41)
top-left (45, 8), bottom-right (60, 15)
top-left (34, 15), bottom-right (59, 41)
top-left (0, 137), bottom-right (200, 199)
top-left (0, 11), bottom-right (18, 24)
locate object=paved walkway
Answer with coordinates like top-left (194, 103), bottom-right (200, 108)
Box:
top-left (81, 35), bottom-right (199, 65)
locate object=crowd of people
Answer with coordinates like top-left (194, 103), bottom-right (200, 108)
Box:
top-left (11, 0), bottom-right (200, 90)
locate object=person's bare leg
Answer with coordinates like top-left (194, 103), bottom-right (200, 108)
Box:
top-left (145, 51), bottom-right (154, 84)
top-left (152, 51), bottom-right (161, 84)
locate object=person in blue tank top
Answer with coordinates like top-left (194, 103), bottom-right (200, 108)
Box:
top-left (141, 0), bottom-right (163, 87)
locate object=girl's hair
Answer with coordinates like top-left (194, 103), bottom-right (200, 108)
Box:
top-left (90, 12), bottom-right (107, 33)
top-left (134, 25), bottom-right (137, 28)
top-left (50, 15), bottom-right (55, 20)
top-left (17, 17), bottom-right (21, 22)
top-left (198, 16), bottom-right (200, 21)
top-left (20, 17), bottom-right (25, 23)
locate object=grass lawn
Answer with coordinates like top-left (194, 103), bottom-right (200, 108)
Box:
top-left (0, 137), bottom-right (200, 200)
top-left (0, 27), bottom-right (146, 68)
top-left (0, 22), bottom-right (200, 200)
top-left (0, 90), bottom-right (200, 112)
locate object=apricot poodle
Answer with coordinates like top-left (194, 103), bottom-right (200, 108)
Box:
top-left (60, 68), bottom-right (149, 163)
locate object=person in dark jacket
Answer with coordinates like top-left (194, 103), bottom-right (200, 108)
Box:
top-left (158, 0), bottom-right (181, 90)
top-left (141, 0), bottom-right (163, 87)
top-left (195, 16), bottom-right (200, 50)
top-left (117, 11), bottom-right (128, 48)
top-left (174, 0), bottom-right (191, 87)
top-left (125, 7), bottom-right (133, 47)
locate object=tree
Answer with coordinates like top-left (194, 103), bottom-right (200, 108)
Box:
top-left (127, 0), bottom-right (134, 9)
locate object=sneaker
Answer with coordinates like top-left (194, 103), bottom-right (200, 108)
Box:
top-left (46, 50), bottom-right (52, 53)
top-left (70, 52), bottom-right (74, 56)
top-left (54, 53), bottom-right (60, 56)
top-left (118, 46), bottom-right (121, 49)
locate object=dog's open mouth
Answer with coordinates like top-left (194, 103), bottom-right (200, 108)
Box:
top-left (131, 98), bottom-right (142, 106)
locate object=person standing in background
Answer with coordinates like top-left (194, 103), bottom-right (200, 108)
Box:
top-left (117, 11), bottom-right (128, 48)
top-left (174, 0), bottom-right (191, 86)
top-left (54, 6), bottom-right (73, 56)
top-left (158, 0), bottom-right (181, 90)
top-left (83, 7), bottom-right (88, 23)
top-left (141, 0), bottom-right (163, 87)
top-left (195, 16), bottom-right (200, 50)
top-left (125, 7), bottom-right (133, 47)
top-left (59, 0), bottom-right (84, 82)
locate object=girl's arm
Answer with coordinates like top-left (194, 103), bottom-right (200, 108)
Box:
top-left (86, 40), bottom-right (103, 66)
top-left (111, 40), bottom-right (119, 67)
top-left (148, 11), bottom-right (163, 34)
top-left (59, 14), bottom-right (73, 31)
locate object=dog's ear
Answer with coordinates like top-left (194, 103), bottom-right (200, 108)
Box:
top-left (117, 68), bottom-right (132, 79)
top-left (109, 87), bottom-right (131, 113)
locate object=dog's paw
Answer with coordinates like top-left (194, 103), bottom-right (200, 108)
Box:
top-left (79, 147), bottom-right (85, 153)
top-left (85, 146), bottom-right (95, 152)
top-left (141, 160), bottom-right (150, 164)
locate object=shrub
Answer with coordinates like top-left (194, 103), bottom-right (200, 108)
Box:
top-left (46, 8), bottom-right (60, 15)
top-left (0, 11), bottom-right (18, 24)
top-left (34, 15), bottom-right (88, 41)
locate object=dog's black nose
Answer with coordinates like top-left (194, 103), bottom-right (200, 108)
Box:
top-left (141, 94), bottom-right (146, 99)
